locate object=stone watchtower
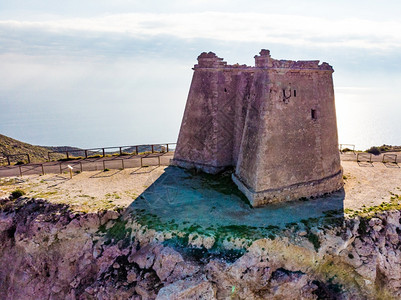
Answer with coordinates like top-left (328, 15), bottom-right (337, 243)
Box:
top-left (172, 50), bottom-right (343, 207)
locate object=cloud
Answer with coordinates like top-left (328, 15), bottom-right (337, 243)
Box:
top-left (1, 12), bottom-right (401, 54)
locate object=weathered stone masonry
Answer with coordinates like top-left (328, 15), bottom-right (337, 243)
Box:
top-left (173, 50), bottom-right (343, 206)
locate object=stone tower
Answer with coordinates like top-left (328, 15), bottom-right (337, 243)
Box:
top-left (172, 50), bottom-right (343, 207)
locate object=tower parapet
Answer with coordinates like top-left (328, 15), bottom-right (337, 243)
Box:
top-left (254, 49), bottom-right (272, 68)
top-left (173, 49), bottom-right (343, 206)
top-left (194, 52), bottom-right (227, 69)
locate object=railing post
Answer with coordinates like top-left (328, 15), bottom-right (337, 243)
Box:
top-left (41, 164), bottom-right (45, 175)
top-left (103, 160), bottom-right (105, 170)
top-left (119, 147), bottom-right (122, 155)
top-left (158, 156), bottom-right (160, 166)
top-left (151, 145), bottom-right (154, 153)
top-left (102, 148), bottom-right (105, 157)
top-left (122, 159), bottom-right (124, 170)
top-left (66, 151), bottom-right (69, 159)
top-left (27, 154), bottom-right (30, 163)
top-left (19, 165), bottom-right (22, 177)
top-left (60, 163), bottom-right (62, 174)
top-left (7, 156), bottom-right (10, 165)
top-left (135, 146), bottom-right (139, 155)
top-left (85, 150), bottom-right (88, 158)
top-left (167, 144), bottom-right (169, 152)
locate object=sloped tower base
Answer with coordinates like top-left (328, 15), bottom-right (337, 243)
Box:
top-left (232, 171), bottom-right (343, 207)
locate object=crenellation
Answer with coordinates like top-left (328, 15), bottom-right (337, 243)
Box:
top-left (173, 49), bottom-right (342, 206)
top-left (194, 51), bottom-right (333, 72)
top-left (194, 52), bottom-right (227, 68)
top-left (319, 62), bottom-right (334, 71)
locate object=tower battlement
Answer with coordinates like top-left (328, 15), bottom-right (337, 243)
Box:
top-left (195, 49), bottom-right (334, 71)
top-left (173, 49), bottom-right (343, 207)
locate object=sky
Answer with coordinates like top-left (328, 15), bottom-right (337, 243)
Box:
top-left (0, 0), bottom-right (401, 150)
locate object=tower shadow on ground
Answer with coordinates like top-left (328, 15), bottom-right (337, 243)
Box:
top-left (126, 166), bottom-right (345, 237)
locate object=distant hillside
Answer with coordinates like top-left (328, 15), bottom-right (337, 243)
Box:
top-left (0, 134), bottom-right (63, 164)
top-left (42, 145), bottom-right (90, 156)
top-left (43, 146), bottom-right (85, 153)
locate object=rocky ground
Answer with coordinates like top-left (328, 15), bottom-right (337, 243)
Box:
top-left (0, 194), bottom-right (401, 299)
top-left (0, 159), bottom-right (401, 299)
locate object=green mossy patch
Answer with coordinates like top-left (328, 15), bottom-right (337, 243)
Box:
top-left (185, 168), bottom-right (252, 207)
top-left (99, 217), bottom-right (131, 246)
top-left (11, 189), bottom-right (26, 199)
top-left (345, 194), bottom-right (401, 219)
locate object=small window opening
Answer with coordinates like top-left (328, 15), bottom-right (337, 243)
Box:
top-left (311, 109), bottom-right (317, 120)
top-left (224, 88), bottom-right (227, 93)
top-left (293, 90), bottom-right (296, 97)
top-left (282, 89), bottom-right (291, 103)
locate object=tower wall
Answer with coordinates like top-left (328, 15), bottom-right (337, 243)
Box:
top-left (173, 50), bottom-right (343, 206)
top-left (173, 53), bottom-right (253, 173)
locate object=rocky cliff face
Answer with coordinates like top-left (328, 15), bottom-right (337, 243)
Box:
top-left (0, 197), bottom-right (400, 299)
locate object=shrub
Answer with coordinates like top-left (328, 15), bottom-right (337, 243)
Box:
top-left (11, 189), bottom-right (26, 199)
top-left (58, 156), bottom-right (82, 161)
top-left (366, 146), bottom-right (380, 155)
top-left (378, 145), bottom-right (390, 152)
top-left (15, 161), bottom-right (25, 165)
top-left (103, 168), bottom-right (110, 172)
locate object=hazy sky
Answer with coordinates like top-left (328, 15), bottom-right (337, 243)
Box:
top-left (1, 1), bottom-right (400, 149)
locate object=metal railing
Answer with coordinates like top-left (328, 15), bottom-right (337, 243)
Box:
top-left (356, 153), bottom-right (372, 163)
top-left (59, 161), bottom-right (83, 174)
top-left (103, 158), bottom-right (125, 170)
top-left (383, 154), bottom-right (397, 164)
top-left (4, 153), bottom-right (31, 165)
top-left (48, 143), bottom-right (176, 161)
top-left (18, 164), bottom-right (45, 176)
